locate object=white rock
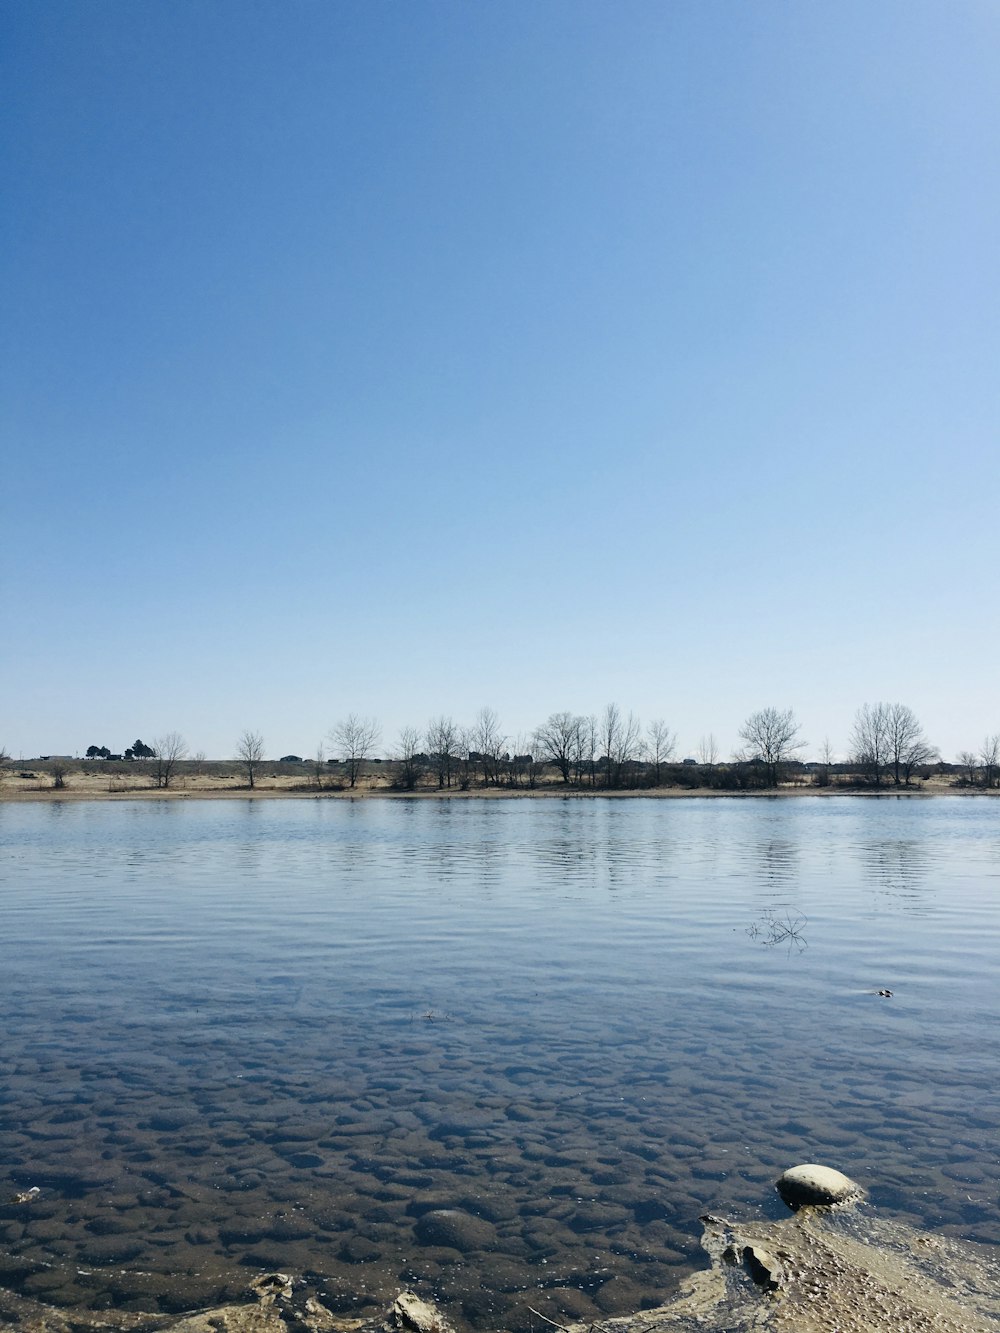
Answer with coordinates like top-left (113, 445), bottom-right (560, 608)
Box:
top-left (776, 1163), bottom-right (863, 1208)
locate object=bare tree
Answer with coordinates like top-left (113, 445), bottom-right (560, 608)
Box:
top-left (426, 715), bottom-right (460, 789)
top-left (980, 734), bottom-right (1000, 789)
top-left (153, 732), bottom-right (188, 789)
top-left (393, 726), bottom-right (423, 790)
top-left (814, 736), bottom-right (836, 788)
top-left (0, 743), bottom-right (9, 785)
top-left (852, 703), bottom-right (935, 787)
top-left (617, 711), bottom-right (643, 787)
top-left (471, 706), bottom-right (506, 787)
top-left (601, 703), bottom-right (623, 788)
top-left (697, 734), bottom-right (719, 766)
top-left (646, 719), bottom-right (676, 786)
top-left (312, 742), bottom-right (326, 790)
top-left (579, 714), bottom-right (599, 786)
top-left (457, 726), bottom-right (475, 790)
top-left (508, 734), bottom-right (539, 789)
top-left (885, 703), bottom-right (937, 786)
top-left (330, 715), bottom-right (381, 788)
top-left (957, 750), bottom-right (981, 787)
top-left (51, 757), bottom-right (70, 789)
top-left (601, 703), bottom-right (642, 788)
top-left (534, 712), bottom-right (585, 784)
top-left (737, 708), bottom-right (804, 787)
top-left (850, 703), bottom-right (892, 787)
top-left (236, 730), bottom-right (265, 789)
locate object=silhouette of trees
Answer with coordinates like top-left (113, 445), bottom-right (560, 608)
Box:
top-left (852, 703), bottom-right (935, 787)
top-left (885, 704), bottom-right (937, 785)
top-left (18, 699), bottom-right (992, 795)
top-left (980, 735), bottom-right (1000, 789)
top-left (959, 735), bottom-right (1000, 789)
top-left (330, 715), bottom-right (381, 788)
top-left (393, 727), bottom-right (422, 790)
top-left (738, 708), bottom-right (805, 787)
top-left (601, 703), bottom-right (642, 788)
top-left (578, 715), bottom-right (599, 786)
top-left (426, 716), bottom-right (460, 789)
top-left (533, 712), bottom-right (585, 784)
top-left (813, 737), bottom-right (835, 787)
top-left (236, 730), bottom-right (265, 789)
top-left (646, 719), bottom-right (677, 785)
top-left (153, 733), bottom-right (188, 788)
top-left (851, 703), bottom-right (892, 786)
top-left (311, 743), bottom-right (327, 790)
top-left (697, 734), bottom-right (719, 766)
top-left (508, 736), bottom-right (540, 788)
top-left (470, 707), bottom-right (505, 787)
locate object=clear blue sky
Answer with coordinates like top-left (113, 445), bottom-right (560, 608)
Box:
top-left (3, 0), bottom-right (998, 762)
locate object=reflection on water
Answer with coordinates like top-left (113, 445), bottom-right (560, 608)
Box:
top-left (1, 796), bottom-right (999, 1329)
top-left (753, 837), bottom-right (800, 887)
top-left (861, 836), bottom-right (934, 904)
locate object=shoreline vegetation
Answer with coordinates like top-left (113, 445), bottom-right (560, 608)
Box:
top-left (0, 759), bottom-right (994, 802)
top-left (7, 703), bottom-right (999, 800)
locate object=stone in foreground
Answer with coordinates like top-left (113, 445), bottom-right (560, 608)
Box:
top-left (776, 1162), bottom-right (863, 1209)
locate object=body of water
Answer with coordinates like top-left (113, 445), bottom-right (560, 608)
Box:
top-left (1, 796), bottom-right (998, 1327)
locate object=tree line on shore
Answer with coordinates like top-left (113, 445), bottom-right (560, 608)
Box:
top-left (11, 702), bottom-right (1000, 793)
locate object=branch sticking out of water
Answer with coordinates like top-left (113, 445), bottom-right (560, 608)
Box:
top-left (747, 909), bottom-right (808, 952)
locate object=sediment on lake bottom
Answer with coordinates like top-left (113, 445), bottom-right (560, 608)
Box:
top-left (3, 1186), bottom-right (999, 1333)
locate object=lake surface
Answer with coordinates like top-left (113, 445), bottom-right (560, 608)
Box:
top-left (1, 795), bottom-right (999, 1327)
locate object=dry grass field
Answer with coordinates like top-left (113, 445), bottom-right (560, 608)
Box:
top-left (0, 757), bottom-right (970, 801)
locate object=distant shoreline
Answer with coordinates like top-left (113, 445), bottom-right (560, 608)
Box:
top-left (0, 782), bottom-right (988, 803)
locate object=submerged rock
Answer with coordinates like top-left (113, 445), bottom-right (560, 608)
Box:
top-left (248, 1273), bottom-right (294, 1302)
top-left (3, 1172), bottom-right (1000, 1333)
top-left (776, 1163), bottom-right (863, 1209)
top-left (413, 1208), bottom-right (497, 1252)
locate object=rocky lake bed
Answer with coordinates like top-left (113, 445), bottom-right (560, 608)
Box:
top-left (2, 797), bottom-right (1000, 1329)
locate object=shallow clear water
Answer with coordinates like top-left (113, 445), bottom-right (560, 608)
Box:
top-left (1, 796), bottom-right (999, 1327)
